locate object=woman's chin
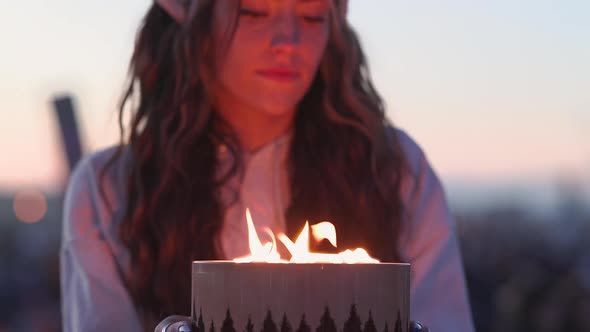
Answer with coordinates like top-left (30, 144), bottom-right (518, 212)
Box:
top-left (252, 100), bottom-right (299, 118)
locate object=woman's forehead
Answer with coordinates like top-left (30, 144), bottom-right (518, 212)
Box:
top-left (240, 0), bottom-right (333, 5)
top-left (217, 0), bottom-right (334, 13)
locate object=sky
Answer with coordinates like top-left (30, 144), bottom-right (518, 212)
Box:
top-left (0, 0), bottom-right (589, 210)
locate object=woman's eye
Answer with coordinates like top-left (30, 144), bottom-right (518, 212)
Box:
top-left (303, 16), bottom-right (326, 23)
top-left (239, 8), bottom-right (268, 18)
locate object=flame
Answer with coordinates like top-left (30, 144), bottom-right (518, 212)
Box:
top-left (311, 222), bottom-right (337, 247)
top-left (234, 209), bottom-right (283, 263)
top-left (233, 209), bottom-right (379, 264)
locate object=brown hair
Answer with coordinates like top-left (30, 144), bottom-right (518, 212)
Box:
top-left (102, 0), bottom-right (407, 328)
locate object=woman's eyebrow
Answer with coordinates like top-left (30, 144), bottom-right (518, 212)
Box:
top-left (297, 0), bottom-right (329, 7)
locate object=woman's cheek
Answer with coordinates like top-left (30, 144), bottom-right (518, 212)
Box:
top-left (303, 28), bottom-right (329, 65)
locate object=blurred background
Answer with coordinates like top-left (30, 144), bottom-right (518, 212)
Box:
top-left (0, 0), bottom-right (589, 331)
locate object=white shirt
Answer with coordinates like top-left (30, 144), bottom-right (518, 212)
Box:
top-left (60, 128), bottom-right (475, 332)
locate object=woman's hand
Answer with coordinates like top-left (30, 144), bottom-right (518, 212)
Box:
top-left (155, 315), bottom-right (195, 332)
top-left (410, 321), bottom-right (430, 332)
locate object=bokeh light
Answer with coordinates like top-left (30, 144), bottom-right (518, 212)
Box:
top-left (13, 190), bottom-right (48, 223)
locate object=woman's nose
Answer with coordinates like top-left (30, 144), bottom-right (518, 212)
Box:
top-left (271, 14), bottom-right (301, 54)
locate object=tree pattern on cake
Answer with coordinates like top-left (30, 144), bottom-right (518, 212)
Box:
top-left (222, 309), bottom-right (237, 332)
top-left (281, 314), bottom-right (293, 332)
top-left (393, 311), bottom-right (403, 332)
top-left (316, 307), bottom-right (337, 332)
top-left (194, 305), bottom-right (404, 332)
top-left (343, 305), bottom-right (362, 332)
top-left (246, 316), bottom-right (255, 332)
top-left (262, 310), bottom-right (279, 332)
top-left (197, 309), bottom-right (206, 332)
top-left (362, 311), bottom-right (377, 332)
top-left (296, 315), bottom-right (311, 332)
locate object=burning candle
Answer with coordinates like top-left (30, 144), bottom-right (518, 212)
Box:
top-left (192, 210), bottom-right (410, 332)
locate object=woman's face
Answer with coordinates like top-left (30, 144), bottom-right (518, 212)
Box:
top-left (213, 0), bottom-right (331, 117)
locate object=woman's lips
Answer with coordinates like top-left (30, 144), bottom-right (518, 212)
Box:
top-left (256, 68), bottom-right (301, 82)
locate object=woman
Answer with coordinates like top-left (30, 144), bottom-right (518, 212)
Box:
top-left (60, 0), bottom-right (474, 331)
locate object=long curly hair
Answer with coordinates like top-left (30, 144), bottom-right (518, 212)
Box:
top-left (102, 0), bottom-right (408, 328)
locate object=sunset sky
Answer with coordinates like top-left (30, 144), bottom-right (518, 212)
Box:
top-left (1, 0), bottom-right (589, 210)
